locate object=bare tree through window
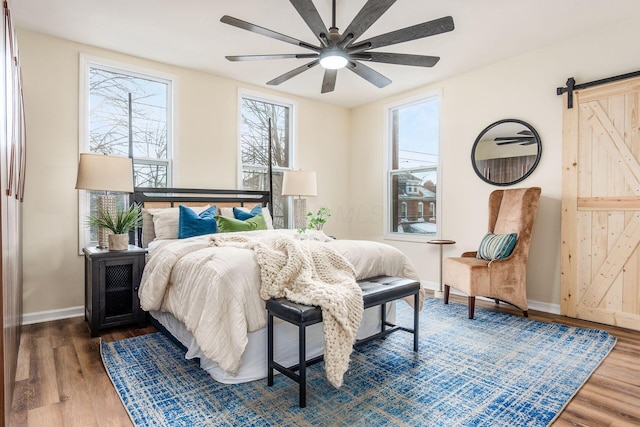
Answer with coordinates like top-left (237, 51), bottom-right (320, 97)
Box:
top-left (89, 67), bottom-right (170, 187)
top-left (240, 96), bottom-right (292, 228)
top-left (82, 63), bottom-right (172, 244)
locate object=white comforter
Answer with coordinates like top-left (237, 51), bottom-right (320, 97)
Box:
top-left (139, 229), bottom-right (421, 377)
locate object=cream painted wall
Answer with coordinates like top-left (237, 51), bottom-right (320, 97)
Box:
top-left (17, 29), bottom-right (350, 315)
top-left (348, 17), bottom-right (640, 305)
top-left (16, 14), bottom-right (640, 315)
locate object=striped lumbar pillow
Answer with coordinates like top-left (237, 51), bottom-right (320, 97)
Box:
top-left (477, 232), bottom-right (518, 261)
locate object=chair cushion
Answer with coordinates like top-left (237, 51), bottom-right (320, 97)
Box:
top-left (443, 257), bottom-right (491, 295)
top-left (476, 232), bottom-right (517, 261)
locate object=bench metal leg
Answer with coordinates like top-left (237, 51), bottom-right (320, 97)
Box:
top-left (299, 323), bottom-right (307, 408)
top-left (413, 292), bottom-right (419, 352)
top-left (381, 302), bottom-right (386, 336)
top-left (267, 313), bottom-right (274, 386)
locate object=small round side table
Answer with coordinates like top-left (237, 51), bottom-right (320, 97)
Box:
top-left (427, 239), bottom-right (456, 299)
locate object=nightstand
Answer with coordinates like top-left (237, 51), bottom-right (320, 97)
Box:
top-left (83, 245), bottom-right (147, 337)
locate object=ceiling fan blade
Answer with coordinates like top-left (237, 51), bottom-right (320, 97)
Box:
top-left (267, 60), bottom-right (320, 86)
top-left (351, 16), bottom-right (454, 50)
top-left (495, 136), bottom-right (535, 142)
top-left (226, 53), bottom-right (318, 61)
top-left (517, 130), bottom-right (534, 135)
top-left (347, 61), bottom-right (392, 88)
top-left (221, 15), bottom-right (320, 52)
top-left (289, 0), bottom-right (328, 46)
top-left (339, 0), bottom-right (396, 46)
top-left (353, 52), bottom-right (440, 67)
top-left (321, 69), bottom-right (337, 93)
top-left (495, 138), bottom-right (535, 146)
top-left (496, 141), bottom-right (522, 145)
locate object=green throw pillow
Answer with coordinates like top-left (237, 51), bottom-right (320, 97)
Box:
top-left (216, 213), bottom-right (267, 233)
top-left (476, 232), bottom-right (518, 261)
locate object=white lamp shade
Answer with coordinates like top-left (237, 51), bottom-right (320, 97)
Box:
top-left (281, 170), bottom-right (318, 197)
top-left (75, 153), bottom-right (134, 193)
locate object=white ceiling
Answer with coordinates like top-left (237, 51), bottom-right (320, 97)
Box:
top-left (11, 0), bottom-right (640, 108)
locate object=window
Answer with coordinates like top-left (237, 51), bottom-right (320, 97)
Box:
top-left (79, 56), bottom-right (173, 248)
top-left (239, 91), bottom-right (294, 229)
top-left (386, 93), bottom-right (440, 239)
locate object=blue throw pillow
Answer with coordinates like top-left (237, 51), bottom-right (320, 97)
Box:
top-left (476, 232), bottom-right (518, 261)
top-left (178, 205), bottom-right (217, 239)
top-left (233, 205), bottom-right (262, 221)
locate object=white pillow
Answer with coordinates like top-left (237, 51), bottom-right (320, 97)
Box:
top-left (220, 205), bottom-right (274, 229)
top-left (146, 205), bottom-right (211, 241)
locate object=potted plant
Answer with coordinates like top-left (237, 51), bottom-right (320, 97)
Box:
top-left (89, 204), bottom-right (142, 251)
top-left (299, 207), bottom-right (331, 233)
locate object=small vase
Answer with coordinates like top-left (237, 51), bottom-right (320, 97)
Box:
top-left (108, 233), bottom-right (129, 251)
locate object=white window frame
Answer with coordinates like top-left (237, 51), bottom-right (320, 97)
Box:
top-left (237, 88), bottom-right (297, 226)
top-left (78, 54), bottom-right (175, 252)
top-left (383, 89), bottom-right (442, 242)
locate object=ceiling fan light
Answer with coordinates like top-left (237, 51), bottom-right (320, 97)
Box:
top-left (319, 50), bottom-right (348, 70)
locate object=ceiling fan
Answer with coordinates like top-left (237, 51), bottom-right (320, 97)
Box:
top-left (495, 130), bottom-right (537, 146)
top-left (221, 0), bottom-right (455, 93)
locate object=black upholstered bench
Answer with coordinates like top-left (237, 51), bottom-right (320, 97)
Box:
top-left (266, 275), bottom-right (420, 408)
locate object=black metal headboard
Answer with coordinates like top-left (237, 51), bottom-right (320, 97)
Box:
top-left (132, 187), bottom-right (270, 206)
top-left (131, 187), bottom-right (270, 246)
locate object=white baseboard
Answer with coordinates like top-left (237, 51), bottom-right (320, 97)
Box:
top-left (526, 300), bottom-right (561, 315)
top-left (420, 280), bottom-right (561, 315)
top-left (22, 306), bottom-right (84, 325)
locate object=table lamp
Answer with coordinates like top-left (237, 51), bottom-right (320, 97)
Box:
top-left (282, 170), bottom-right (317, 229)
top-left (75, 153), bottom-right (134, 248)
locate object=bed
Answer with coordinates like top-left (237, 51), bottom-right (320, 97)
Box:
top-left (133, 188), bottom-right (423, 386)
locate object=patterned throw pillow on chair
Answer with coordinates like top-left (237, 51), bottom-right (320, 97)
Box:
top-left (477, 232), bottom-right (518, 261)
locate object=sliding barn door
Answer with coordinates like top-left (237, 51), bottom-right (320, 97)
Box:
top-left (561, 77), bottom-right (640, 331)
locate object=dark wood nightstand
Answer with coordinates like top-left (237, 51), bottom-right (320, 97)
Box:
top-left (83, 245), bottom-right (147, 337)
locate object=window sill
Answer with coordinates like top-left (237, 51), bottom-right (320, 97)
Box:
top-left (383, 233), bottom-right (435, 243)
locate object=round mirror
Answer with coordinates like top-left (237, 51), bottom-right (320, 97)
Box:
top-left (471, 119), bottom-right (541, 186)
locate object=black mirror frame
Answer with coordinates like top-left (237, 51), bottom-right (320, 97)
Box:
top-left (471, 118), bottom-right (542, 187)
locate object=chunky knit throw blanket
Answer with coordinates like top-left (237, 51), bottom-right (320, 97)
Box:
top-left (210, 232), bottom-right (363, 388)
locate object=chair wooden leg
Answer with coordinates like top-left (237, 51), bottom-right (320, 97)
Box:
top-left (468, 296), bottom-right (475, 319)
top-left (444, 285), bottom-right (450, 304)
top-left (523, 310), bottom-right (529, 318)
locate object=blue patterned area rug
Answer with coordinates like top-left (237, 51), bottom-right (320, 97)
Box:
top-left (100, 299), bottom-right (616, 427)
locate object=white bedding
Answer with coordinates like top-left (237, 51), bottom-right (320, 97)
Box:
top-left (139, 229), bottom-right (421, 381)
top-left (150, 302), bottom-right (396, 384)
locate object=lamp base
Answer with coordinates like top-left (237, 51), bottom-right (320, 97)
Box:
top-left (293, 198), bottom-right (308, 230)
top-left (97, 194), bottom-right (116, 249)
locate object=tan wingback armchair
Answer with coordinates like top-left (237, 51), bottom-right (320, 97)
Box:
top-left (443, 187), bottom-right (541, 319)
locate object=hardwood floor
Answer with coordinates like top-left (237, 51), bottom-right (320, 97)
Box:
top-left (8, 295), bottom-right (640, 427)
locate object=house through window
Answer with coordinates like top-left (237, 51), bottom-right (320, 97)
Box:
top-left (79, 57), bottom-right (173, 248)
top-left (239, 92), bottom-right (294, 229)
top-left (386, 93), bottom-right (440, 238)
